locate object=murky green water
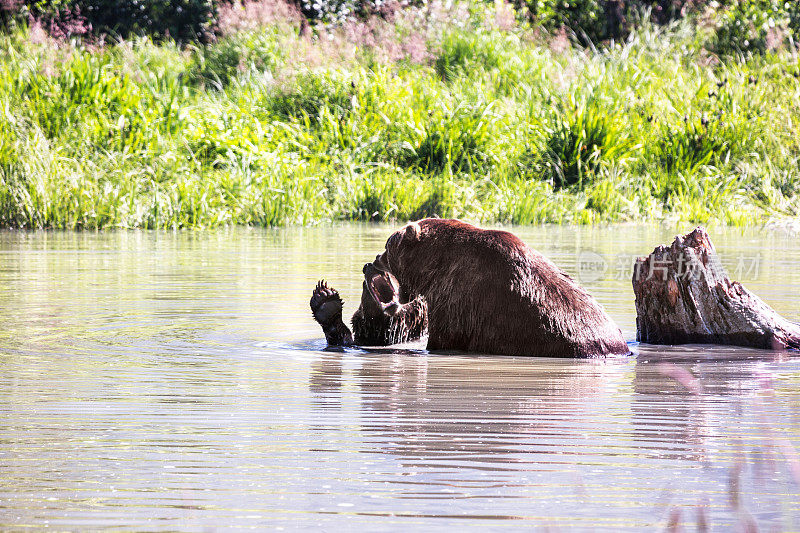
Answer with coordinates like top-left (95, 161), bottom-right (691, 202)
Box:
top-left (1, 224), bottom-right (799, 530)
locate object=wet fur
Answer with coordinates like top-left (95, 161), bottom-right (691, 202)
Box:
top-left (378, 218), bottom-right (629, 358)
top-left (310, 281), bottom-right (428, 347)
top-left (352, 297), bottom-right (428, 346)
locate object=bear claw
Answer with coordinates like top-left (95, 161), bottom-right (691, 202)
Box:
top-left (310, 280), bottom-right (344, 326)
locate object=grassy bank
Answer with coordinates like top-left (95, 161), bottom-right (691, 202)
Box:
top-left (1, 2), bottom-right (800, 229)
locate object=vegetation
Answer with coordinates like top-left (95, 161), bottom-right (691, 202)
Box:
top-left (1, 0), bottom-right (217, 42)
top-left (1, 0), bottom-right (800, 228)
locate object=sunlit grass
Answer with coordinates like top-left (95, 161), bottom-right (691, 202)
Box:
top-left (1, 9), bottom-right (799, 229)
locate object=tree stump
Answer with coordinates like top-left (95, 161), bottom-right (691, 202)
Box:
top-left (632, 227), bottom-right (800, 350)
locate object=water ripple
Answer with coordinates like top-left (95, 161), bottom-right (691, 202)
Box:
top-left (1, 225), bottom-right (799, 530)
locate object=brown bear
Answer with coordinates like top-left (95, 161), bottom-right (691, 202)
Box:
top-left (368, 218), bottom-right (629, 357)
top-left (310, 263), bottom-right (428, 347)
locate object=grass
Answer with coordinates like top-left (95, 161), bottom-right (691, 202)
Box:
top-left (1, 2), bottom-right (800, 229)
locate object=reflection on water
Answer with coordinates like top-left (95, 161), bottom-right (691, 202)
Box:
top-left (1, 224), bottom-right (799, 530)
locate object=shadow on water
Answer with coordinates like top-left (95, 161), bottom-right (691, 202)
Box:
top-left (260, 338), bottom-right (430, 356)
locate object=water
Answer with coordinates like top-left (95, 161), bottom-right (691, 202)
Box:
top-left (1, 224), bottom-right (799, 531)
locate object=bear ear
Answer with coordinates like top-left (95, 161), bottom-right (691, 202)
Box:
top-left (386, 221), bottom-right (421, 255)
top-left (403, 221), bottom-right (422, 242)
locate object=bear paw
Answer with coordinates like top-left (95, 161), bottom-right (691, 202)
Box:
top-left (310, 280), bottom-right (344, 326)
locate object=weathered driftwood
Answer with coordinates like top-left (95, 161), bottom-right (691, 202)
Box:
top-left (632, 227), bottom-right (800, 350)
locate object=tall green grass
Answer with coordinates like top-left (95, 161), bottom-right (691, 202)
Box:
top-left (1, 9), bottom-right (799, 229)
